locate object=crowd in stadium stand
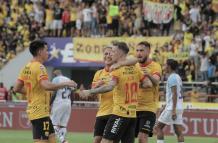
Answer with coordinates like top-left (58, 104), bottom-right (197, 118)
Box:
top-left (0, 0), bottom-right (218, 102)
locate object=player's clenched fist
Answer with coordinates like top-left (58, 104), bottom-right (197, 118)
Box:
top-left (140, 78), bottom-right (152, 88)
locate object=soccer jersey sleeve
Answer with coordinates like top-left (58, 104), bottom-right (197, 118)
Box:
top-left (168, 75), bottom-right (178, 88)
top-left (36, 64), bottom-right (49, 81)
top-left (151, 63), bottom-right (162, 78)
top-left (17, 68), bottom-right (24, 83)
top-left (110, 69), bottom-right (120, 84)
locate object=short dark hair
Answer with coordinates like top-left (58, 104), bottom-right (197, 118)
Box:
top-left (167, 59), bottom-right (178, 71)
top-left (138, 41), bottom-right (151, 50)
top-left (113, 42), bottom-right (129, 54)
top-left (29, 40), bottom-right (47, 57)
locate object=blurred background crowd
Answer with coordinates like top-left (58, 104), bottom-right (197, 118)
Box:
top-left (0, 0), bottom-right (218, 102)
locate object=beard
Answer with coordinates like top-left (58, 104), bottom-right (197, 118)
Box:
top-left (138, 57), bottom-right (148, 64)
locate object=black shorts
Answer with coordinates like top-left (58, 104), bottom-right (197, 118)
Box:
top-left (31, 116), bottom-right (55, 140)
top-left (94, 115), bottom-right (111, 137)
top-left (103, 115), bottom-right (136, 143)
top-left (135, 111), bottom-right (156, 137)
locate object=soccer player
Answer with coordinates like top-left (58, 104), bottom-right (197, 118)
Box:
top-left (91, 46), bottom-right (113, 143)
top-left (50, 69), bottom-right (73, 143)
top-left (92, 45), bottom-right (142, 143)
top-left (156, 59), bottom-right (184, 143)
top-left (80, 42), bottom-right (152, 143)
top-left (14, 40), bottom-right (77, 143)
top-left (135, 41), bottom-right (162, 143)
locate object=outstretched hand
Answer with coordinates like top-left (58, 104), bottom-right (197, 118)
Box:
top-left (79, 90), bottom-right (91, 99)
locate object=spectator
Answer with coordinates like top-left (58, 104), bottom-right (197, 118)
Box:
top-left (91, 2), bottom-right (98, 36)
top-left (53, 1), bottom-right (63, 37)
top-left (8, 86), bottom-right (20, 101)
top-left (0, 82), bottom-right (9, 101)
top-left (98, 3), bottom-right (107, 36)
top-left (189, 4), bottom-right (201, 24)
top-left (189, 39), bottom-right (199, 65)
top-left (200, 52), bottom-right (209, 81)
top-left (82, 3), bottom-right (93, 37)
top-left (62, 6), bottom-right (71, 37)
top-left (69, 3), bottom-right (77, 37)
top-left (203, 4), bottom-right (216, 24)
top-left (45, 4), bottom-right (54, 36)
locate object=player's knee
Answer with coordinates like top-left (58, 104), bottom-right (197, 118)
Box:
top-left (48, 133), bottom-right (56, 143)
top-left (94, 136), bottom-right (102, 143)
top-left (138, 132), bottom-right (148, 143)
top-left (138, 136), bottom-right (146, 143)
top-left (155, 126), bottom-right (162, 132)
top-left (100, 138), bottom-right (112, 143)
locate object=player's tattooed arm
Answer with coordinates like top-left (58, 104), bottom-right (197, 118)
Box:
top-left (80, 79), bottom-right (117, 97)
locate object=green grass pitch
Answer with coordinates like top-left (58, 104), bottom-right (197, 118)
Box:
top-left (0, 130), bottom-right (217, 143)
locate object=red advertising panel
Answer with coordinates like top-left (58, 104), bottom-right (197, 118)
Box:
top-left (0, 104), bottom-right (218, 137)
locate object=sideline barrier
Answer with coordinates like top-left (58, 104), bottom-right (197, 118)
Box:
top-left (0, 102), bottom-right (218, 137)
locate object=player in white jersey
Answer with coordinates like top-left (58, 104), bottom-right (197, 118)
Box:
top-left (50, 70), bottom-right (75, 143)
top-left (156, 59), bottom-right (184, 143)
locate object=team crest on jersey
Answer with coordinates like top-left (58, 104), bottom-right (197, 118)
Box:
top-left (40, 65), bottom-right (45, 71)
top-left (19, 111), bottom-right (31, 129)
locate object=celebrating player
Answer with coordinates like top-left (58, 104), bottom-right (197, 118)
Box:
top-left (156, 59), bottom-right (184, 143)
top-left (80, 42), bottom-right (151, 143)
top-left (91, 46), bottom-right (114, 143)
top-left (135, 41), bottom-right (162, 143)
top-left (14, 40), bottom-right (77, 143)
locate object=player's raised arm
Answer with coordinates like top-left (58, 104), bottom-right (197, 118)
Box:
top-left (109, 56), bottom-right (138, 71)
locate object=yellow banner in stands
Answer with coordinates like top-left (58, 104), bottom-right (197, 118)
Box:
top-left (212, 0), bottom-right (218, 12)
top-left (73, 37), bottom-right (171, 62)
top-left (165, 52), bottom-right (189, 61)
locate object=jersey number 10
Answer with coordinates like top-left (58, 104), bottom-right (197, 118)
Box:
top-left (125, 82), bottom-right (138, 104)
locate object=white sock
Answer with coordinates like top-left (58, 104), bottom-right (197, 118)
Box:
top-left (59, 127), bottom-right (67, 143)
top-left (157, 140), bottom-right (164, 143)
top-left (54, 126), bottom-right (65, 142)
top-left (53, 125), bottom-right (60, 137)
top-left (178, 142), bottom-right (184, 143)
